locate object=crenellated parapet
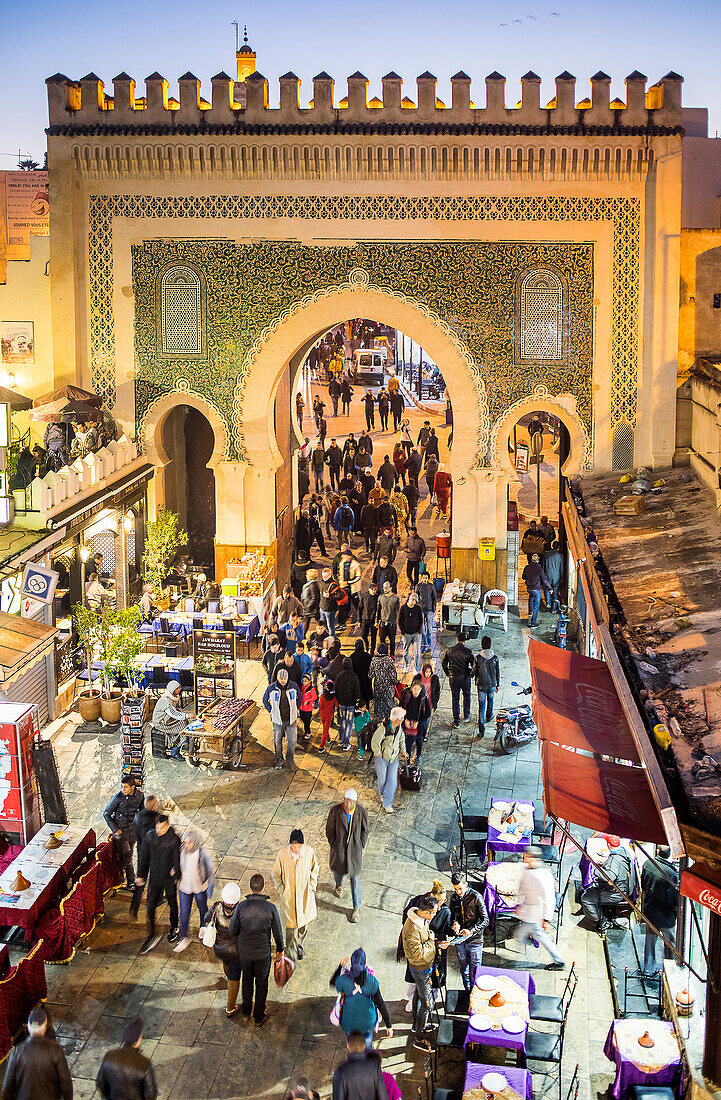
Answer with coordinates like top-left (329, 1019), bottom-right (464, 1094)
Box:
top-left (45, 67), bottom-right (684, 134)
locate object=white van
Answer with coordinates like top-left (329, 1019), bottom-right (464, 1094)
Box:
top-left (353, 348), bottom-right (387, 384)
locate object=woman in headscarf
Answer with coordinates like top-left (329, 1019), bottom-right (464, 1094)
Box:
top-left (175, 825), bottom-right (214, 952)
top-left (433, 463), bottom-right (453, 519)
top-left (151, 680), bottom-right (189, 759)
top-left (369, 643), bottom-right (398, 722)
top-left (351, 638), bottom-right (373, 704)
top-left (330, 947), bottom-right (392, 1048)
top-left (205, 882), bottom-right (243, 1016)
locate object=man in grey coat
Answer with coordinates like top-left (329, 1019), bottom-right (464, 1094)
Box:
top-left (543, 540), bottom-right (565, 612)
top-left (377, 581), bottom-right (400, 657)
top-left (325, 789), bottom-right (369, 923)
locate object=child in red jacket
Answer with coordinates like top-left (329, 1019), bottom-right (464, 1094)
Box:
top-left (299, 673), bottom-right (317, 742)
top-left (318, 677), bottom-right (336, 751)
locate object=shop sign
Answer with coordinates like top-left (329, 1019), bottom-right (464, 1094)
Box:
top-left (681, 863), bottom-right (721, 916)
top-left (21, 563), bottom-right (59, 605)
top-left (4, 171), bottom-right (49, 262)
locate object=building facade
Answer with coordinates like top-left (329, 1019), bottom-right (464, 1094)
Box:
top-left (45, 47), bottom-right (684, 579)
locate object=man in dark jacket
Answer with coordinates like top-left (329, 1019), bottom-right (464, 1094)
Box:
top-left (398, 592), bottom-right (423, 675)
top-left (389, 389), bottom-right (405, 431)
top-left (377, 582), bottom-right (400, 657)
top-left (415, 570), bottom-right (437, 651)
top-left (402, 479), bottom-right (419, 529)
top-left (406, 447), bottom-right (422, 486)
top-left (325, 789), bottom-right (368, 923)
top-left (641, 847), bottom-right (679, 976)
top-left (2, 1007), bottom-right (73, 1100)
top-left (377, 456), bottom-right (397, 494)
top-left (449, 871), bottom-right (489, 990)
top-left (136, 814), bottom-right (181, 953)
top-left (521, 554), bottom-right (551, 628)
top-left (96, 1017), bottom-right (157, 1100)
top-left (474, 635), bottom-right (500, 737)
top-left (272, 649), bottom-right (303, 693)
top-left (403, 527), bottom-right (426, 587)
top-left (103, 777), bottom-right (144, 889)
top-left (263, 636), bottom-right (283, 683)
top-left (310, 443), bottom-right (326, 492)
top-left (325, 439), bottom-right (343, 490)
top-left (360, 501), bottom-right (378, 554)
top-left (374, 529), bottom-right (397, 565)
top-left (228, 872), bottom-right (284, 1024)
top-left (543, 541), bottom-right (565, 612)
top-left (417, 421), bottom-right (431, 450)
top-left (291, 551), bottom-right (313, 599)
top-left (301, 572), bottom-right (321, 631)
top-left (328, 378), bottom-right (341, 417)
top-left (359, 583), bottom-right (380, 654)
top-left (362, 391), bottom-right (376, 430)
top-left (133, 795), bottom-right (159, 847)
top-left (332, 1033), bottom-right (388, 1100)
top-left (372, 556), bottom-right (398, 594)
top-left (442, 633), bottom-right (475, 728)
top-left (423, 428), bottom-right (440, 466)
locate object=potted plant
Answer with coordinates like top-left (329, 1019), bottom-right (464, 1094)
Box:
top-left (98, 606), bottom-right (144, 723)
top-left (142, 509), bottom-right (188, 609)
top-left (73, 603), bottom-right (102, 722)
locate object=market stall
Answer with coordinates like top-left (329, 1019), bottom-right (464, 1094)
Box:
top-left (0, 822), bottom-right (95, 939)
top-left (440, 579), bottom-right (482, 632)
top-left (187, 697), bottom-right (255, 769)
top-left (222, 551), bottom-right (275, 622)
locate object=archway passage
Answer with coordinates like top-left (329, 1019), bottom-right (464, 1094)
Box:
top-left (160, 405), bottom-right (217, 569)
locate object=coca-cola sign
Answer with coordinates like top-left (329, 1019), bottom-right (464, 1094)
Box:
top-left (681, 865), bottom-right (721, 915)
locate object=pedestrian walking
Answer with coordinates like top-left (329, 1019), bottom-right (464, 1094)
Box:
top-left (539, 514), bottom-right (556, 548)
top-left (369, 643), bottom-right (398, 722)
top-left (325, 789), bottom-right (368, 922)
top-left (417, 421), bottom-right (432, 451)
top-left (398, 591), bottom-right (423, 674)
top-left (338, 550), bottom-right (362, 623)
top-left (228, 873), bottom-right (284, 1026)
top-left (402, 479), bottom-right (419, 528)
top-left (272, 828), bottom-right (319, 962)
top-left (404, 527), bottom-right (426, 587)
top-left (543, 541), bottom-right (565, 612)
top-left (377, 455), bottom-right (397, 494)
top-left (420, 662), bottom-right (441, 722)
top-left (377, 581), bottom-right (399, 657)
top-left (359, 583), bottom-right (379, 654)
top-left (331, 949), bottom-right (392, 1046)
top-left (351, 637), bottom-right (373, 703)
top-left (301, 570), bottom-right (321, 632)
top-left (341, 379), bottom-right (354, 415)
top-left (360, 500), bottom-right (378, 554)
top-left (332, 1033), bottom-right (390, 1100)
top-left (513, 847), bottom-right (565, 968)
top-left (377, 389), bottom-right (390, 431)
top-left (416, 569), bottom-right (437, 651)
top-left (362, 390), bottom-right (376, 429)
top-left (402, 893), bottom-right (439, 1053)
top-left (333, 497), bottom-right (355, 548)
top-left (263, 668), bottom-right (299, 770)
top-left (325, 438), bottom-right (343, 489)
top-left (390, 388), bottom-right (405, 431)
top-left (295, 392), bottom-right (304, 429)
top-left (336, 657), bottom-right (360, 751)
top-left (449, 871), bottom-right (489, 990)
top-left (205, 882), bottom-right (243, 1015)
top-left (474, 635), bottom-right (500, 738)
top-left (433, 464), bottom-right (452, 519)
top-left (136, 814), bottom-right (181, 953)
top-left (374, 529), bottom-right (397, 565)
top-left (641, 846), bottom-right (679, 976)
top-left (96, 1017), bottom-right (158, 1100)
top-left (298, 672), bottom-right (317, 742)
top-left (312, 394), bottom-right (326, 430)
top-left (371, 708), bottom-right (404, 814)
top-left (521, 554), bottom-right (551, 628)
top-left (424, 454), bottom-right (439, 499)
top-left (400, 419), bottom-right (413, 455)
top-left (389, 487), bottom-right (409, 535)
top-left (520, 520), bottom-right (546, 562)
top-left (175, 825), bottom-right (214, 952)
top-left (392, 442), bottom-right (407, 486)
top-left (2, 1007), bottom-right (72, 1100)
top-left (400, 676), bottom-right (431, 764)
top-left (441, 632), bottom-right (474, 727)
top-left (103, 775), bottom-right (144, 890)
top-left (311, 441), bottom-right (325, 491)
top-left (423, 428), bottom-right (439, 466)
top-left (318, 675), bottom-right (336, 751)
top-left (328, 376), bottom-right (341, 417)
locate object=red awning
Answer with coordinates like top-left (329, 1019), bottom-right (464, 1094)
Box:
top-left (529, 638), bottom-right (667, 844)
top-left (681, 863), bottom-right (721, 917)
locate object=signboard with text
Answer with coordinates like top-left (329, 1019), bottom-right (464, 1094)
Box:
top-left (192, 629), bottom-right (236, 709)
top-left (681, 864), bottom-right (721, 917)
top-left (4, 171), bottom-right (49, 262)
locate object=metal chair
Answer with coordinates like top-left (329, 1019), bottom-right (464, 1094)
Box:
top-left (566, 1064), bottom-right (580, 1100)
top-left (443, 987), bottom-right (470, 1018)
top-left (525, 989), bottom-right (572, 1100)
top-left (222, 616), bottom-right (234, 631)
top-left (529, 961), bottom-right (578, 1023)
top-left (546, 870), bottom-right (573, 944)
top-left (208, 600), bottom-right (220, 614)
top-left (430, 992), bottom-right (467, 1081)
top-left (454, 786), bottom-right (487, 833)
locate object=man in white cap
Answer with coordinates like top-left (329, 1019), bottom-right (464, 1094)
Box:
top-left (324, 789), bottom-right (368, 923)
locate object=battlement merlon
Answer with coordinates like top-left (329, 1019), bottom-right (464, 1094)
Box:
top-left (44, 69), bottom-right (685, 132)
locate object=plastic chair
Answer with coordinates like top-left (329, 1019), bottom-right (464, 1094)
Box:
top-left (477, 589), bottom-right (508, 632)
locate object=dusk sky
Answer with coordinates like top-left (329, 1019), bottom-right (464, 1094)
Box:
top-left (2, 0), bottom-right (720, 165)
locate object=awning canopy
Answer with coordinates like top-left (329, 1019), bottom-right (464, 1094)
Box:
top-left (529, 638), bottom-right (668, 844)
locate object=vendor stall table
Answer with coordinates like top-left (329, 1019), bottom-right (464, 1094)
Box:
top-left (441, 582), bottom-right (482, 632)
top-left (466, 964), bottom-right (535, 1060)
top-left (187, 698), bottom-right (255, 770)
top-left (0, 823), bottom-right (95, 939)
top-left (487, 799), bottom-right (535, 857)
top-left (604, 1019), bottom-right (682, 1100)
top-left (463, 1062), bottom-right (533, 1100)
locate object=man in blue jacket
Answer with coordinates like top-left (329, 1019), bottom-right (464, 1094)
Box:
top-left (332, 497), bottom-right (355, 548)
top-left (543, 540), bottom-right (565, 612)
top-left (263, 667), bottom-right (299, 771)
top-left (103, 776), bottom-right (144, 889)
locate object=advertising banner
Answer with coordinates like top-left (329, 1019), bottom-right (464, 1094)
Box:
top-left (5, 171), bottom-right (49, 261)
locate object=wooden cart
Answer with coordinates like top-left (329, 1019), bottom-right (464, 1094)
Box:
top-left (186, 698), bottom-right (256, 770)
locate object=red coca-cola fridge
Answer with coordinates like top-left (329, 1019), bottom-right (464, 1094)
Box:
top-left (0, 702), bottom-right (41, 844)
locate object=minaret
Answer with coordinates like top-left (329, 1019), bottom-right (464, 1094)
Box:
top-left (236, 26), bottom-right (256, 82)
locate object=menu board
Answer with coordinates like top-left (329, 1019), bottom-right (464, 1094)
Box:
top-left (193, 630), bottom-right (236, 709)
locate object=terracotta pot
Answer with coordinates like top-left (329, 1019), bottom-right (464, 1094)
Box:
top-left (100, 692), bottom-right (122, 724)
top-left (78, 690), bottom-right (101, 723)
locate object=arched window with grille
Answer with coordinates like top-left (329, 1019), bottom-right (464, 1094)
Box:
top-left (518, 269), bottom-right (565, 362)
top-left (158, 265), bottom-right (204, 358)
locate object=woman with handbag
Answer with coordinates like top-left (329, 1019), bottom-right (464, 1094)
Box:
top-left (400, 676), bottom-right (432, 765)
top-left (370, 707), bottom-right (405, 814)
top-left (204, 882), bottom-right (242, 1016)
top-left (330, 948), bottom-right (393, 1049)
top-left (175, 826), bottom-right (214, 952)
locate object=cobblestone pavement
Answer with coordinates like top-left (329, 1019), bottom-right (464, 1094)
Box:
top-left (1, 382), bottom-right (615, 1099)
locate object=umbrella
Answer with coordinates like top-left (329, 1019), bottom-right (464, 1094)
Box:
top-left (33, 384), bottom-right (102, 408)
top-left (0, 386), bottom-right (32, 411)
top-left (31, 398), bottom-right (104, 423)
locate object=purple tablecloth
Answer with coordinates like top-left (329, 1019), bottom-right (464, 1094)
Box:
top-left (151, 614), bottom-right (260, 641)
top-left (603, 1021), bottom-right (682, 1100)
top-left (464, 965), bottom-right (535, 1054)
top-left (487, 800), bottom-right (534, 855)
top-left (464, 1062), bottom-right (533, 1100)
top-left (483, 865), bottom-right (523, 926)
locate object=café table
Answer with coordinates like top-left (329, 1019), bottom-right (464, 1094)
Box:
top-left (463, 1062), bottom-right (533, 1100)
top-left (603, 1019), bottom-right (682, 1100)
top-left (0, 823), bottom-right (96, 940)
top-left (483, 860), bottom-right (525, 926)
top-left (465, 964), bottom-right (535, 1061)
top-left (150, 612), bottom-right (260, 655)
top-left (487, 799), bottom-right (535, 858)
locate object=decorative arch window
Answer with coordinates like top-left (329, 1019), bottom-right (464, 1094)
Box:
top-left (158, 265), bottom-right (204, 358)
top-left (518, 269), bottom-right (565, 362)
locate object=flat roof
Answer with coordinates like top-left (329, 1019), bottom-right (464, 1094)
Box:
top-left (575, 467), bottom-right (721, 845)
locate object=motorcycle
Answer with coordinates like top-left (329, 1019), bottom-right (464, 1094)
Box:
top-left (554, 604), bottom-right (570, 649)
top-left (494, 682), bottom-right (537, 755)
